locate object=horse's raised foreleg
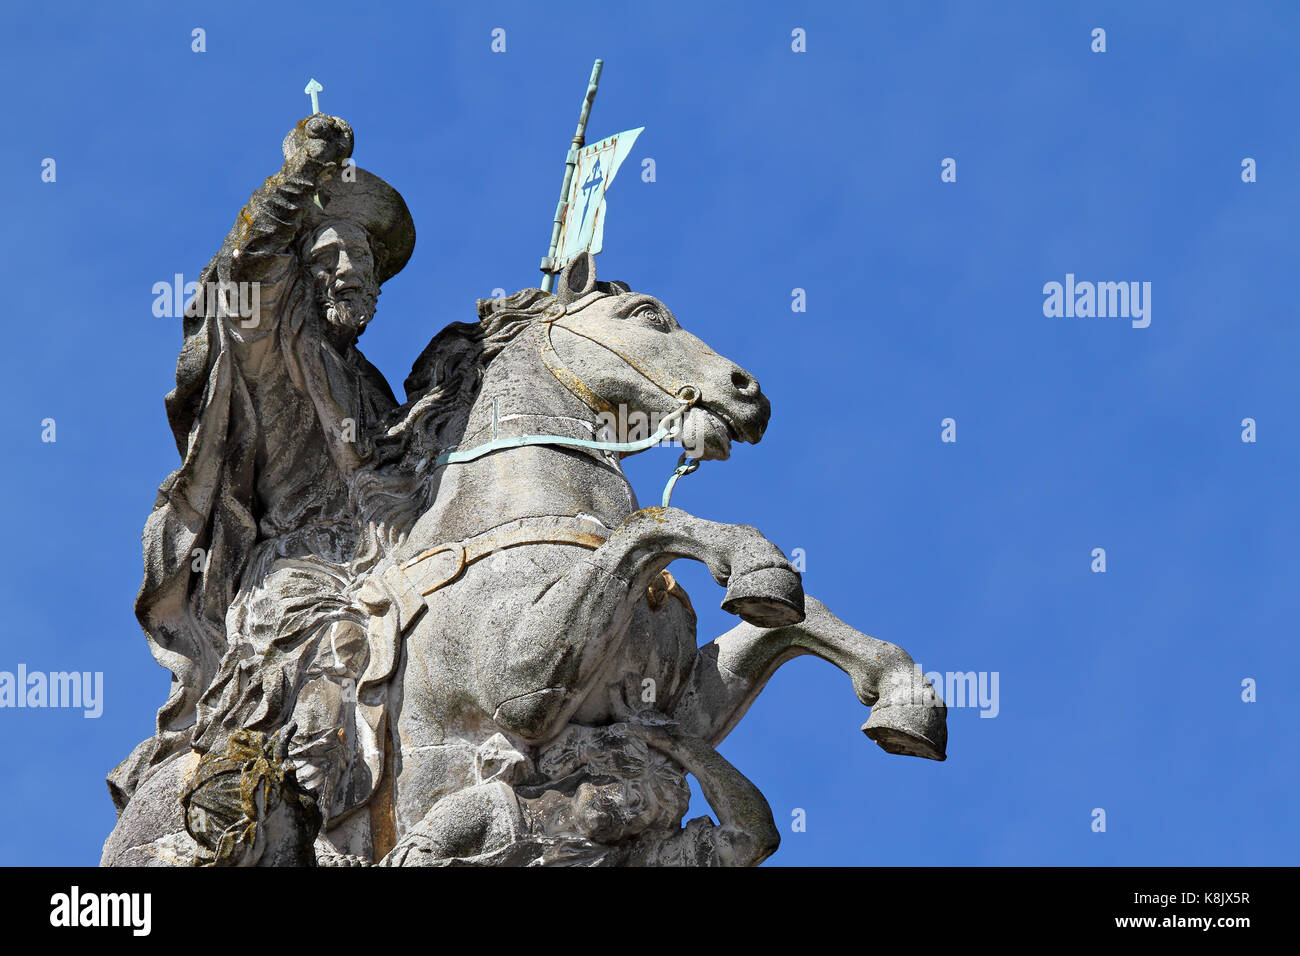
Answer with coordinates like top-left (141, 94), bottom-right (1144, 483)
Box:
top-left (475, 506), bottom-right (804, 744)
top-left (672, 597), bottom-right (947, 761)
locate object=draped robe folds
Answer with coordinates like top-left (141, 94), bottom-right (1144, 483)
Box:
top-left (108, 159), bottom-right (399, 814)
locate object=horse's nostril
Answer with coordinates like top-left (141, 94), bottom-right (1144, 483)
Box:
top-left (731, 370), bottom-right (751, 391)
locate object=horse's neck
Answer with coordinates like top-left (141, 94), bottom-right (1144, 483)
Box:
top-left (459, 347), bottom-right (600, 449)
top-left (401, 347), bottom-right (638, 553)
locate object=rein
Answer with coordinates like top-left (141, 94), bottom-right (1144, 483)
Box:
top-left (434, 305), bottom-right (703, 507)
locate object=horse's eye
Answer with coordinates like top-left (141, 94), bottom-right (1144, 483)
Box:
top-left (629, 304), bottom-right (667, 329)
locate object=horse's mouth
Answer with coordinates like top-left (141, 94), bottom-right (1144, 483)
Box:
top-left (708, 403), bottom-right (768, 446)
top-left (678, 406), bottom-right (733, 461)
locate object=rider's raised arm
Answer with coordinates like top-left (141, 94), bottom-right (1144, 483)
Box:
top-left (222, 115), bottom-right (354, 288)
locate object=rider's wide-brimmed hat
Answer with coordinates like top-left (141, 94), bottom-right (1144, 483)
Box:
top-left (304, 166), bottom-right (416, 285)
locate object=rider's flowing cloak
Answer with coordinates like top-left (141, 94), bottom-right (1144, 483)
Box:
top-left (108, 172), bottom-right (404, 811)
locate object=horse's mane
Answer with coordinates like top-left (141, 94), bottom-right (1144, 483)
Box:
top-left (345, 287), bottom-right (566, 562)
top-left (346, 279), bottom-right (632, 564)
top-left (386, 287), bottom-right (557, 459)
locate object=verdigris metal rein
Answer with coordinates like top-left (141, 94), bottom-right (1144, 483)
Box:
top-left (435, 400), bottom-right (702, 506)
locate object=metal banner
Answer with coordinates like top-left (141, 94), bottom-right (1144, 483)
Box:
top-left (555, 127), bottom-right (643, 269)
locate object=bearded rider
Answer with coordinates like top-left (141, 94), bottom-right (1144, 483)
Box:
top-left (109, 115), bottom-right (415, 855)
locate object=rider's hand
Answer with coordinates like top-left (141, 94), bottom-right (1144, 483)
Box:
top-left (283, 115), bottom-right (354, 167)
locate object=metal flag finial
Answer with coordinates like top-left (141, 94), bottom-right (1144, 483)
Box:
top-left (304, 78), bottom-right (323, 115)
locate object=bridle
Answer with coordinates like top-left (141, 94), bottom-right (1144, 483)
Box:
top-left (534, 301), bottom-right (700, 416)
top-left (434, 296), bottom-right (703, 507)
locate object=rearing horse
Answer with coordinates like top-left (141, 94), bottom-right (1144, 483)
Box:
top-left (347, 253), bottom-right (947, 864)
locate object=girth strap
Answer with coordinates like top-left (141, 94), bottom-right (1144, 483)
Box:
top-left (401, 520), bottom-right (609, 598)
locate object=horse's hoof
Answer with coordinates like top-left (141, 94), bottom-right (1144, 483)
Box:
top-left (862, 704), bottom-right (947, 761)
top-left (721, 566), bottom-right (805, 627)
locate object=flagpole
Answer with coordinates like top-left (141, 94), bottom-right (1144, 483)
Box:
top-left (540, 58), bottom-right (603, 292)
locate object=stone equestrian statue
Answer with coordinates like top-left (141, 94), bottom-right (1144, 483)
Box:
top-left (103, 115), bottom-right (946, 867)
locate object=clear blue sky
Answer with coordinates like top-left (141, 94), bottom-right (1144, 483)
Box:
top-left (1, 1), bottom-right (1295, 866)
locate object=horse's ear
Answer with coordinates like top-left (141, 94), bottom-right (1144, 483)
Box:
top-left (557, 252), bottom-right (597, 303)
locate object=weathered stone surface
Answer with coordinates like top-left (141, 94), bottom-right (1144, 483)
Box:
top-left (104, 115), bottom-right (945, 868)
top-left (101, 750), bottom-right (201, 866)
